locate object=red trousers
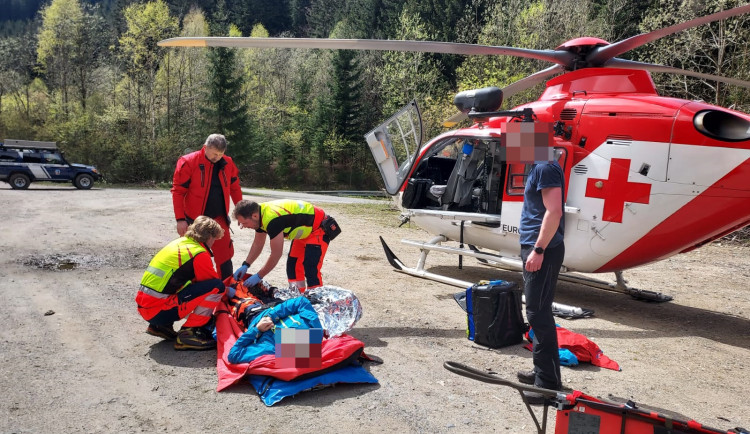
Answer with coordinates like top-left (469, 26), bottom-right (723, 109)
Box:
top-left (211, 215), bottom-right (233, 278)
top-left (287, 226), bottom-right (329, 290)
top-left (136, 279), bottom-right (224, 328)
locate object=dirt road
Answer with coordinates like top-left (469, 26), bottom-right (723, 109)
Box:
top-left (1, 186), bottom-right (748, 433)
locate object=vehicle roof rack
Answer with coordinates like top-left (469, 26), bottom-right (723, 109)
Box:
top-left (2, 139), bottom-right (58, 150)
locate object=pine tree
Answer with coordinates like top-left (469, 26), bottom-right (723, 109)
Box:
top-left (201, 12), bottom-right (254, 165)
top-left (201, 45), bottom-right (253, 159)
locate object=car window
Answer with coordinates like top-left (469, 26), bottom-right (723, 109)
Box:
top-left (21, 152), bottom-right (43, 163)
top-left (0, 150), bottom-right (20, 161)
top-left (43, 152), bottom-right (64, 164)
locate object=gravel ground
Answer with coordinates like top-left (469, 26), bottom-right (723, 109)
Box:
top-left (1, 186), bottom-right (748, 433)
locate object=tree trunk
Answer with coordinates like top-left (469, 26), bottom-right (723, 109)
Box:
top-left (166, 51), bottom-right (170, 134)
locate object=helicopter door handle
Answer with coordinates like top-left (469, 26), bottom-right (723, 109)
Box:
top-left (592, 227), bottom-right (606, 240)
top-left (572, 90), bottom-right (587, 97)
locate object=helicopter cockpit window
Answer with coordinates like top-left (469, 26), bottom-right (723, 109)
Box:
top-left (436, 139), bottom-right (464, 159)
top-left (507, 164), bottom-right (533, 195)
top-left (505, 147), bottom-right (567, 196)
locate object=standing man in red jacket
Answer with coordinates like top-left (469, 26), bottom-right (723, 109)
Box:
top-left (171, 134), bottom-right (243, 279)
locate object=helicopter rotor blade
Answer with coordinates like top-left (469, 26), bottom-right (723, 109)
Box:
top-left (604, 58), bottom-right (750, 89)
top-left (442, 111), bottom-right (468, 128)
top-left (158, 37), bottom-right (576, 66)
top-left (588, 3), bottom-right (750, 66)
top-left (501, 65), bottom-right (565, 100)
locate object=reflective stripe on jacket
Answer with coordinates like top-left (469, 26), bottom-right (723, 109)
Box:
top-left (140, 237), bottom-right (207, 293)
top-left (259, 199), bottom-right (324, 240)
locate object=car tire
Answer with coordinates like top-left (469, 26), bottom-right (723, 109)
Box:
top-left (9, 173), bottom-right (31, 190)
top-left (74, 173), bottom-right (94, 190)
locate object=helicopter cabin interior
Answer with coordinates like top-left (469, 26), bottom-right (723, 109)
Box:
top-left (401, 137), bottom-right (507, 215)
top-left (368, 88), bottom-right (567, 217)
top-left (401, 134), bottom-right (566, 217)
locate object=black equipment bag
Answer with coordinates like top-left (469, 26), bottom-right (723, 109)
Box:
top-left (467, 280), bottom-right (526, 348)
top-left (320, 215), bottom-right (342, 241)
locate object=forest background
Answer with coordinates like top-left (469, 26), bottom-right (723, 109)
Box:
top-left (1, 0), bottom-right (749, 189)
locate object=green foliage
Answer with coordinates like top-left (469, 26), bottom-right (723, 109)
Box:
top-left (201, 42), bottom-right (253, 151)
top-left (638, 0), bottom-right (750, 111)
top-left (37, 0), bottom-right (84, 114)
top-left (379, 8), bottom-right (448, 116)
top-left (457, 0), bottom-right (621, 109)
top-left (119, 0), bottom-right (178, 82)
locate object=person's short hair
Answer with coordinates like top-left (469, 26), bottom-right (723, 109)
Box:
top-left (185, 216), bottom-right (224, 244)
top-left (204, 134), bottom-right (228, 152)
top-left (233, 200), bottom-right (260, 219)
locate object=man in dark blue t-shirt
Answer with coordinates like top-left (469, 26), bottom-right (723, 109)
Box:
top-left (517, 160), bottom-right (565, 405)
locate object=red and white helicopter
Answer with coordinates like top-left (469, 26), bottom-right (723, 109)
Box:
top-left (160, 5), bottom-right (750, 309)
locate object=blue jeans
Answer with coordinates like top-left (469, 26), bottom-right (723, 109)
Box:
top-left (521, 243), bottom-right (564, 389)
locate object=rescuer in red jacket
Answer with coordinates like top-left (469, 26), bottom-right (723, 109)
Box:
top-left (171, 134), bottom-right (243, 279)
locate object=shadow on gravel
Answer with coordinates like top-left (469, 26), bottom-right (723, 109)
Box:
top-left (148, 340), bottom-right (216, 368)
top-left (350, 327), bottom-right (465, 348)
top-left (427, 265), bottom-right (750, 350)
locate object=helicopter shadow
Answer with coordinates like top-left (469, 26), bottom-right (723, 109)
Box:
top-left (425, 264), bottom-right (750, 351)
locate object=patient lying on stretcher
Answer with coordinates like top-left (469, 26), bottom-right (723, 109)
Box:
top-left (228, 294), bottom-right (323, 365)
top-left (224, 278), bottom-right (363, 364)
top-left (215, 279), bottom-right (376, 404)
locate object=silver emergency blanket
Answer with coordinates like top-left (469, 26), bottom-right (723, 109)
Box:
top-left (305, 286), bottom-right (362, 338)
top-left (272, 284), bottom-right (302, 301)
top-left (271, 284), bottom-right (362, 338)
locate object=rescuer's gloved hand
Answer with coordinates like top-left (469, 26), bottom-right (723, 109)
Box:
top-left (243, 273), bottom-right (262, 288)
top-left (233, 264), bottom-right (249, 281)
top-left (225, 285), bottom-right (236, 299)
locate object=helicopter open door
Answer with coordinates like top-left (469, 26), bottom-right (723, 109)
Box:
top-left (365, 101), bottom-right (422, 195)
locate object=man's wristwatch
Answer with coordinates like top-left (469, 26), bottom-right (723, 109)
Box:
top-left (534, 246), bottom-right (545, 255)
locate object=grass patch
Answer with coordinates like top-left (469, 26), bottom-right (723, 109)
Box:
top-left (323, 201), bottom-right (402, 228)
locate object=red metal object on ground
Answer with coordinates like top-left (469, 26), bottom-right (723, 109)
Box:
top-left (444, 361), bottom-right (744, 434)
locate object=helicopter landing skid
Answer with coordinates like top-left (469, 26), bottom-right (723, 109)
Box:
top-left (379, 236), bottom-right (672, 312)
top-left (478, 256), bottom-right (673, 303)
top-left (452, 238), bottom-right (670, 302)
top-left (378, 236), bottom-right (593, 319)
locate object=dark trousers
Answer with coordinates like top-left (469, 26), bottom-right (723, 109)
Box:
top-left (521, 243), bottom-right (564, 389)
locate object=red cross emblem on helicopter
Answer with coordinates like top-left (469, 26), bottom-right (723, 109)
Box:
top-left (585, 158), bottom-right (652, 223)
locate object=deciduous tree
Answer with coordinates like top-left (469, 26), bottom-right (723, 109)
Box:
top-left (37, 0), bottom-right (84, 116)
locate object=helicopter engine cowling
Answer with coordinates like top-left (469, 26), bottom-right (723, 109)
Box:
top-left (693, 109), bottom-right (750, 142)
